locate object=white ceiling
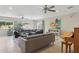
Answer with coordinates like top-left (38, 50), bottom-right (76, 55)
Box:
top-left (0, 5), bottom-right (79, 19)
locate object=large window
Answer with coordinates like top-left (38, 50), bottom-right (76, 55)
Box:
top-left (0, 21), bottom-right (13, 29)
top-left (0, 21), bottom-right (14, 36)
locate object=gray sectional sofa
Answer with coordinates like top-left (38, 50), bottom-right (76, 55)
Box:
top-left (15, 33), bottom-right (55, 53)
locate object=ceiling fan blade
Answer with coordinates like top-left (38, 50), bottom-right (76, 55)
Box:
top-left (43, 5), bottom-right (56, 13)
top-left (44, 5), bottom-right (48, 10)
top-left (44, 5), bottom-right (48, 13)
top-left (49, 6), bottom-right (55, 9)
top-left (48, 10), bottom-right (56, 12)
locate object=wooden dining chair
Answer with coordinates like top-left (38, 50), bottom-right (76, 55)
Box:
top-left (61, 37), bottom-right (73, 53)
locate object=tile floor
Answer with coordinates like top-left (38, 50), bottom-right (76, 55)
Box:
top-left (0, 36), bottom-right (21, 53)
top-left (0, 36), bottom-right (74, 53)
top-left (36, 36), bottom-right (74, 53)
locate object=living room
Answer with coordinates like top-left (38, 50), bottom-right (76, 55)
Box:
top-left (0, 5), bottom-right (79, 53)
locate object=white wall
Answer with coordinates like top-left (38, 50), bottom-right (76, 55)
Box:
top-left (44, 12), bottom-right (79, 33)
top-left (61, 12), bottom-right (79, 32)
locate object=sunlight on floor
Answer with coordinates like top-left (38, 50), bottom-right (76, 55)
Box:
top-left (0, 36), bottom-right (21, 53)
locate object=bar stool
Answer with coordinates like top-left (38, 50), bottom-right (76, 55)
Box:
top-left (61, 38), bottom-right (72, 53)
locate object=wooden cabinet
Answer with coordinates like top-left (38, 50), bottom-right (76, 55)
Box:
top-left (74, 27), bottom-right (79, 52)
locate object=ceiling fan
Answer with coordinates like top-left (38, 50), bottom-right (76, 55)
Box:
top-left (43, 5), bottom-right (56, 13)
